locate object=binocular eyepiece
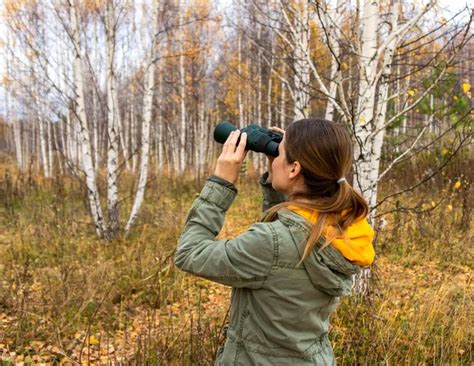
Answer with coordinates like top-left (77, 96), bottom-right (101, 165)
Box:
top-left (213, 121), bottom-right (283, 157)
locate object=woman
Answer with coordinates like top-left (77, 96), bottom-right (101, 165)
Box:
top-left (175, 119), bottom-right (375, 365)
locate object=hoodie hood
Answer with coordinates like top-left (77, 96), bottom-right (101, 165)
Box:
top-left (277, 208), bottom-right (375, 297)
top-left (287, 205), bottom-right (375, 266)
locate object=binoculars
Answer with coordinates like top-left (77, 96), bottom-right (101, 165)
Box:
top-left (213, 121), bottom-right (283, 157)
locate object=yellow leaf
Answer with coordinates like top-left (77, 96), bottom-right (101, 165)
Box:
top-left (358, 117), bottom-right (366, 124)
top-left (462, 82), bottom-right (471, 94)
top-left (1, 77), bottom-right (10, 86)
top-left (341, 62), bottom-right (348, 70)
top-left (431, 201), bottom-right (436, 207)
top-left (447, 204), bottom-right (453, 211)
top-left (453, 95), bottom-right (458, 101)
top-left (454, 181), bottom-right (461, 189)
top-left (88, 335), bottom-right (99, 345)
top-left (407, 89), bottom-right (416, 97)
top-left (441, 148), bottom-right (449, 155)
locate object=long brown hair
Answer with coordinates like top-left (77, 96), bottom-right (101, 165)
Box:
top-left (263, 118), bottom-right (369, 263)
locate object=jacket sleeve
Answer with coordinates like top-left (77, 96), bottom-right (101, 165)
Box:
top-left (175, 179), bottom-right (274, 289)
top-left (260, 172), bottom-right (287, 214)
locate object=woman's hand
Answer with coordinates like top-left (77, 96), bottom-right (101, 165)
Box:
top-left (213, 130), bottom-right (248, 185)
top-left (265, 126), bottom-right (285, 183)
top-left (270, 126), bottom-right (285, 135)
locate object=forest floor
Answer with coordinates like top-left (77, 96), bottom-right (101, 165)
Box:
top-left (0, 164), bottom-right (472, 365)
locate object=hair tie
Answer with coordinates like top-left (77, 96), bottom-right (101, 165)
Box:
top-left (337, 177), bottom-right (347, 184)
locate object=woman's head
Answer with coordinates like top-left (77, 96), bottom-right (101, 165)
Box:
top-left (271, 119), bottom-right (353, 199)
top-left (265, 118), bottom-right (369, 262)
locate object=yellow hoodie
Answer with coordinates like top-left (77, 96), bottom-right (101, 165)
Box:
top-left (288, 206), bottom-right (375, 267)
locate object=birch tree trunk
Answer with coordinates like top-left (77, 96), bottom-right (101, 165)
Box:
top-left (156, 70), bottom-right (164, 171)
top-left (70, 0), bottom-right (106, 237)
top-left (5, 42), bottom-right (24, 171)
top-left (32, 62), bottom-right (50, 178)
top-left (131, 105), bottom-right (138, 173)
top-left (353, 0), bottom-right (380, 211)
top-left (126, 1), bottom-right (160, 232)
top-left (178, 0), bottom-right (187, 175)
top-left (254, 24), bottom-right (264, 173)
top-left (267, 45), bottom-right (274, 127)
top-left (280, 63), bottom-right (287, 129)
top-left (292, 0), bottom-right (310, 120)
top-left (92, 22), bottom-right (100, 172)
top-left (170, 108), bottom-right (179, 172)
top-left (323, 0), bottom-right (345, 121)
top-left (196, 103), bottom-right (207, 180)
top-left (238, 34), bottom-right (245, 129)
top-left (105, 0), bottom-right (121, 236)
top-left (352, 0), bottom-right (435, 295)
top-left (52, 122), bottom-right (64, 175)
top-left (118, 114), bottom-right (131, 171)
top-left (47, 120), bottom-right (54, 176)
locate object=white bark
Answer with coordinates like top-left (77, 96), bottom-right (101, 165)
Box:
top-left (5, 41), bottom-right (23, 171)
top-left (92, 85), bottom-right (100, 172)
top-left (280, 63), bottom-right (287, 129)
top-left (352, 0), bottom-right (380, 213)
top-left (178, 0), bottom-right (187, 175)
top-left (38, 112), bottom-right (50, 178)
top-left (70, 0), bottom-right (106, 237)
top-left (238, 34), bottom-right (245, 128)
top-left (105, 0), bottom-right (121, 235)
top-left (66, 107), bottom-right (74, 164)
top-left (156, 70), bottom-right (164, 171)
top-left (47, 120), bottom-right (54, 176)
top-left (92, 22), bottom-right (100, 172)
top-left (322, 0), bottom-right (345, 121)
top-left (13, 119), bottom-right (23, 170)
top-left (267, 45), bottom-right (274, 127)
top-left (118, 110), bottom-right (131, 172)
top-left (196, 104), bottom-right (207, 179)
top-left (170, 108), bottom-right (179, 172)
top-left (32, 62), bottom-right (50, 178)
top-left (52, 122), bottom-right (64, 175)
top-left (131, 104), bottom-right (138, 173)
top-left (291, 1), bottom-right (310, 119)
top-left (126, 0), bottom-right (160, 232)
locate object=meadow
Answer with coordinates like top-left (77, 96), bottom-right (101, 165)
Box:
top-left (0, 153), bottom-right (472, 365)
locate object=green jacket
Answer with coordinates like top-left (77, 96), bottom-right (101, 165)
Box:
top-left (175, 174), bottom-right (363, 365)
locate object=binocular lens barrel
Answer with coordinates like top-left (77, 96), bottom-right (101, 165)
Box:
top-left (213, 121), bottom-right (282, 157)
top-left (213, 121), bottom-right (238, 144)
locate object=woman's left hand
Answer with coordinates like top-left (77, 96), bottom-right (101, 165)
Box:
top-left (213, 130), bottom-right (248, 185)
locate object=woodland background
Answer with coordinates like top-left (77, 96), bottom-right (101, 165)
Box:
top-left (0, 0), bottom-right (472, 364)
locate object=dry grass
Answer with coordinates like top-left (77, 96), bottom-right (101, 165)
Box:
top-left (0, 159), bottom-right (472, 365)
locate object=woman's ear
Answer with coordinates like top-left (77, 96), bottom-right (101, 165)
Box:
top-left (288, 161), bottom-right (302, 180)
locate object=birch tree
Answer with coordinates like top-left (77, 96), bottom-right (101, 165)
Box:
top-left (70, 0), bottom-right (107, 237)
top-left (104, 0), bottom-right (121, 236)
top-left (126, 0), bottom-right (161, 232)
top-left (286, 0), bottom-right (311, 119)
top-left (178, 0), bottom-right (187, 175)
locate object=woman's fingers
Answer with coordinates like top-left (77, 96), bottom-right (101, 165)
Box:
top-left (235, 132), bottom-right (247, 159)
top-left (222, 130), bottom-right (236, 153)
top-left (270, 126), bottom-right (285, 135)
top-left (223, 130), bottom-right (244, 155)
